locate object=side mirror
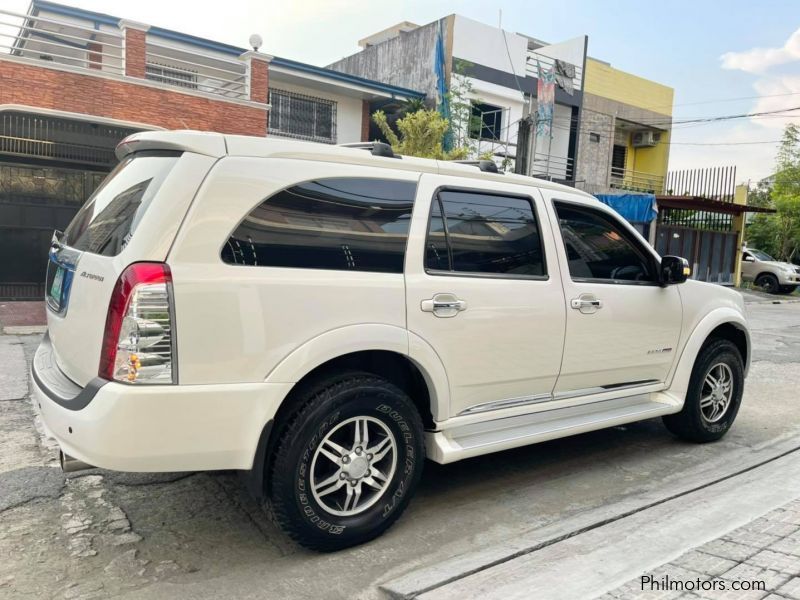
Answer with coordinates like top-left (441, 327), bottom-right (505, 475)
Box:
top-left (743, 255), bottom-right (755, 262)
top-left (660, 255), bottom-right (690, 286)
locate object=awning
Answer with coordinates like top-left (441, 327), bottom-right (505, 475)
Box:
top-left (594, 193), bottom-right (657, 224)
top-left (655, 195), bottom-right (776, 215)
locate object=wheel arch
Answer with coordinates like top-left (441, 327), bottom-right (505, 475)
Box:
top-left (244, 325), bottom-right (446, 499)
top-left (668, 308), bottom-right (750, 401)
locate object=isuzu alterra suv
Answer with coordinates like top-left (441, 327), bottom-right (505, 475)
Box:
top-left (33, 131), bottom-right (750, 551)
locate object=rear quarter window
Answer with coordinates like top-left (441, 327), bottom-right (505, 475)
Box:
top-left (221, 178), bottom-right (417, 273)
top-left (63, 152), bottom-right (179, 256)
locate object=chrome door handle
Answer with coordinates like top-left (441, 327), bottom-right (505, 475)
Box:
top-left (421, 293), bottom-right (467, 318)
top-left (570, 294), bottom-right (602, 314)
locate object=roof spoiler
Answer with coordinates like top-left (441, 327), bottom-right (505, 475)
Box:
top-left (116, 130), bottom-right (228, 160)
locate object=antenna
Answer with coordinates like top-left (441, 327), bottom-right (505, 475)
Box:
top-left (248, 34), bottom-right (263, 52)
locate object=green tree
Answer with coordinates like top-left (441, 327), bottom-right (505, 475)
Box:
top-left (746, 124), bottom-right (800, 261)
top-left (772, 124), bottom-right (800, 261)
top-left (372, 109), bottom-right (469, 160)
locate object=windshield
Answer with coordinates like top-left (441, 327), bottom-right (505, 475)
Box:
top-left (63, 153), bottom-right (179, 256)
top-left (748, 249), bottom-right (776, 262)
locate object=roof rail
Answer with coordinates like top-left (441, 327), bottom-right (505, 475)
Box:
top-left (339, 141), bottom-right (399, 159)
top-left (451, 159), bottom-right (500, 174)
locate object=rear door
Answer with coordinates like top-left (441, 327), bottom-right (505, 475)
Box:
top-left (405, 174), bottom-right (566, 419)
top-left (543, 194), bottom-right (682, 396)
top-left (46, 151), bottom-right (212, 386)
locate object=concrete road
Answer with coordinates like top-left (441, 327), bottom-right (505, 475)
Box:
top-left (0, 292), bottom-right (798, 600)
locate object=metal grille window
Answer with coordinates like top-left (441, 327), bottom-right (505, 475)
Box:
top-left (145, 63), bottom-right (198, 89)
top-left (268, 89), bottom-right (337, 144)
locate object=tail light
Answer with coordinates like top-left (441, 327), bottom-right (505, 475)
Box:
top-left (99, 262), bottom-right (177, 384)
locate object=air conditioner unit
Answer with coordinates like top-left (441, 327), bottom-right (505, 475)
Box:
top-left (632, 131), bottom-right (659, 147)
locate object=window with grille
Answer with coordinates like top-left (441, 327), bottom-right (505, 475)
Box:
top-left (145, 63), bottom-right (198, 89)
top-left (268, 89), bottom-right (337, 144)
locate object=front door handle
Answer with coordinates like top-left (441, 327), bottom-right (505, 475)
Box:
top-left (421, 293), bottom-right (467, 318)
top-left (570, 294), bottom-right (602, 314)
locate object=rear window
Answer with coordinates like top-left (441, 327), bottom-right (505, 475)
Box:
top-left (63, 152), bottom-right (179, 256)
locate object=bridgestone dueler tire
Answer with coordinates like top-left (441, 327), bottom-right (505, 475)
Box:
top-left (267, 372), bottom-right (425, 551)
top-left (662, 338), bottom-right (744, 443)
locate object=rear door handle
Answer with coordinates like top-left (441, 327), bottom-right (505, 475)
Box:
top-left (570, 294), bottom-right (602, 314)
top-left (421, 293), bottom-right (467, 318)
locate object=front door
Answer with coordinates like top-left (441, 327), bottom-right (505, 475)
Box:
top-left (405, 174), bottom-right (566, 419)
top-left (543, 195), bottom-right (682, 396)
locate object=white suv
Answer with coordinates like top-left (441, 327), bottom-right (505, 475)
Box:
top-left (33, 131), bottom-right (750, 551)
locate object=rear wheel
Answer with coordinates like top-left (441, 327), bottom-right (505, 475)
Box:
top-left (756, 273), bottom-right (780, 294)
top-left (663, 338), bottom-right (744, 443)
top-left (267, 372), bottom-right (425, 551)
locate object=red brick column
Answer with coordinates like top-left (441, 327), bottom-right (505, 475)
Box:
top-left (87, 41), bottom-right (102, 70)
top-left (361, 100), bottom-right (371, 142)
top-left (120, 20), bottom-right (150, 79)
top-left (240, 51), bottom-right (272, 104)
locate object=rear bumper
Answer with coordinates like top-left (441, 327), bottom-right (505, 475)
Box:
top-left (32, 337), bottom-right (292, 472)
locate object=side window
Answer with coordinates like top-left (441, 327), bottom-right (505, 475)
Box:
top-left (425, 190), bottom-right (546, 277)
top-left (222, 178), bottom-right (416, 273)
top-left (554, 201), bottom-right (655, 283)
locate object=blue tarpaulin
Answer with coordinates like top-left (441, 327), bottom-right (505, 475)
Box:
top-left (594, 193), bottom-right (657, 224)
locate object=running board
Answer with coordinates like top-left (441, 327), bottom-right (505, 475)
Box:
top-left (426, 395), bottom-right (679, 464)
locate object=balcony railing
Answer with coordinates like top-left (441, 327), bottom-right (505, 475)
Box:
top-left (532, 152), bottom-right (575, 182)
top-left (525, 51), bottom-right (583, 93)
top-left (610, 166), bottom-right (665, 194)
top-left (145, 40), bottom-right (248, 100)
top-left (0, 7), bottom-right (251, 102)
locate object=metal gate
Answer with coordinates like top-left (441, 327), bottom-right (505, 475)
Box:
top-left (655, 225), bottom-right (738, 284)
top-left (0, 163), bottom-right (107, 299)
top-left (0, 110), bottom-right (141, 299)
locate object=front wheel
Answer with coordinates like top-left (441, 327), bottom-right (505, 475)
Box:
top-left (756, 273), bottom-right (780, 294)
top-left (663, 338), bottom-right (744, 443)
top-left (778, 285), bottom-right (797, 295)
top-left (267, 373), bottom-right (425, 551)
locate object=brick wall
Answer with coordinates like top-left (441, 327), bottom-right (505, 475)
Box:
top-left (123, 28), bottom-right (147, 79)
top-left (0, 60), bottom-right (268, 136)
top-left (249, 59), bottom-right (269, 104)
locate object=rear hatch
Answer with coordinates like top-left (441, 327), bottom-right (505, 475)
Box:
top-left (46, 151), bottom-right (186, 386)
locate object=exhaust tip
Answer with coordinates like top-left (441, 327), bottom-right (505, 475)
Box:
top-left (59, 450), bottom-right (94, 473)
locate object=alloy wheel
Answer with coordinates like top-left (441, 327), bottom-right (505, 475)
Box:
top-left (310, 416), bottom-right (397, 517)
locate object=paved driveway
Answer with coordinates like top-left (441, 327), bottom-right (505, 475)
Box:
top-left (0, 293), bottom-right (798, 599)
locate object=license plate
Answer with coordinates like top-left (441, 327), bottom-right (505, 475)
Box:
top-left (49, 266), bottom-right (64, 307)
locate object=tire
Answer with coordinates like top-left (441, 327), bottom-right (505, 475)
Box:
top-left (755, 273), bottom-right (780, 294)
top-left (778, 285), bottom-right (797, 295)
top-left (662, 338), bottom-right (744, 443)
top-left (267, 372), bottom-right (425, 551)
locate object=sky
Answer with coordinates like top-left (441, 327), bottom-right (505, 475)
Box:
top-left (4, 0), bottom-right (800, 184)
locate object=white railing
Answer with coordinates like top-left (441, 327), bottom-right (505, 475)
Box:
top-left (0, 7), bottom-right (124, 74)
top-left (145, 40), bottom-right (248, 100)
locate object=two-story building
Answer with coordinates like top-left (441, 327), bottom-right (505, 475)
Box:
top-left (328, 15), bottom-right (587, 183)
top-left (0, 0), bottom-right (424, 298)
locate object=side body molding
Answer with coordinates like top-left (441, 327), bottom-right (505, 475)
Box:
top-left (263, 324), bottom-right (450, 421)
top-left (667, 307), bottom-right (750, 400)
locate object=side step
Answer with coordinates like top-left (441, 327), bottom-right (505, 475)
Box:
top-left (426, 395), bottom-right (679, 464)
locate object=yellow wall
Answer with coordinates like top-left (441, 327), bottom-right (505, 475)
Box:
top-left (584, 58), bottom-right (674, 116)
top-left (586, 58), bottom-right (674, 185)
top-left (630, 129), bottom-right (670, 179)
